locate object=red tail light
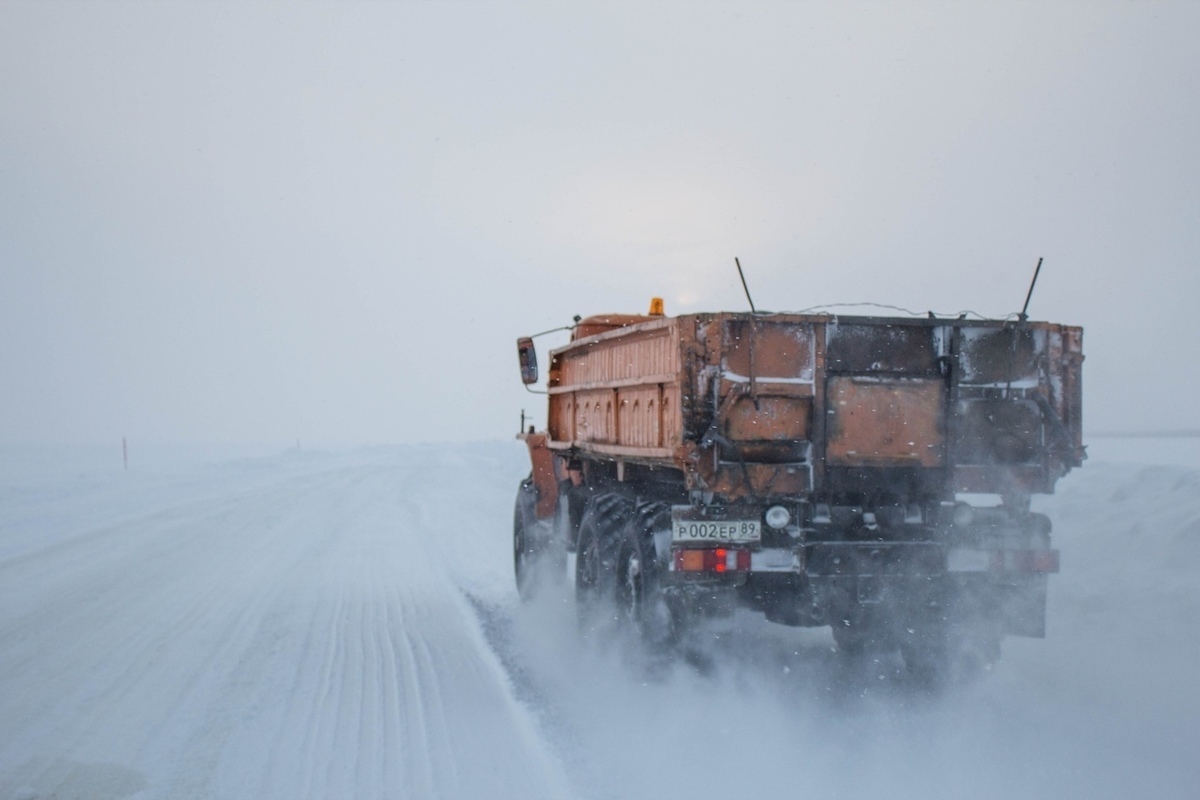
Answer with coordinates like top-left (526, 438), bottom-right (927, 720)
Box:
top-left (1008, 549), bottom-right (1060, 573)
top-left (673, 548), bottom-right (751, 573)
top-left (988, 549), bottom-right (1060, 573)
top-left (714, 548), bottom-right (728, 573)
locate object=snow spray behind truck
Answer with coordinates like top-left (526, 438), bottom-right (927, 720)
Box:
top-left (513, 297), bottom-right (1083, 679)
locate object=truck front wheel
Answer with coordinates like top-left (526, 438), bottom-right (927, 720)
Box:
top-left (513, 504), bottom-right (537, 600)
top-left (513, 481), bottom-right (564, 601)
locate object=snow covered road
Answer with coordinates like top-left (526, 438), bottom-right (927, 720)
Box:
top-left (1, 440), bottom-right (1197, 799)
top-left (0, 446), bottom-right (569, 799)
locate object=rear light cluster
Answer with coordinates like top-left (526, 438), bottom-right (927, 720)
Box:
top-left (994, 549), bottom-right (1060, 573)
top-left (673, 548), bottom-right (751, 573)
top-left (947, 548), bottom-right (1060, 573)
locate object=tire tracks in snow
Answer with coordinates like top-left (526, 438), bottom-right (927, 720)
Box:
top-left (1, 449), bottom-right (580, 799)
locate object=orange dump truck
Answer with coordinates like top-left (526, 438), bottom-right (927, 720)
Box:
top-left (514, 304), bottom-right (1083, 678)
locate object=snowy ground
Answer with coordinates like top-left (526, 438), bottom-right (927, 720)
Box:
top-left (1, 438), bottom-right (1197, 799)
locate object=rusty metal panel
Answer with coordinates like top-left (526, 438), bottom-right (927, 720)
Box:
top-left (702, 317), bottom-right (818, 467)
top-left (547, 317), bottom-right (687, 458)
top-left (535, 311), bottom-right (1080, 501)
top-left (950, 321), bottom-right (1085, 477)
top-left (955, 397), bottom-right (1043, 465)
top-left (548, 393), bottom-right (575, 442)
top-left (827, 323), bottom-right (938, 374)
top-left (617, 385), bottom-right (663, 448)
top-left (573, 388), bottom-right (617, 444)
top-left (1061, 325), bottom-right (1084, 463)
top-left (957, 326), bottom-right (1042, 385)
top-left (725, 395), bottom-right (812, 441)
top-left (519, 433), bottom-right (559, 518)
top-left (1040, 323), bottom-right (1084, 454)
top-left (705, 461), bottom-right (812, 496)
top-left (1046, 327), bottom-right (1066, 412)
top-left (721, 318), bottom-right (815, 382)
top-left (811, 318), bottom-right (829, 490)
top-left (826, 376), bottom-right (945, 467)
top-left (556, 321), bottom-right (677, 387)
top-left (661, 383), bottom-right (682, 448)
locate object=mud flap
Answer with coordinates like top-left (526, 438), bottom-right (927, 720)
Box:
top-left (1001, 575), bottom-right (1050, 638)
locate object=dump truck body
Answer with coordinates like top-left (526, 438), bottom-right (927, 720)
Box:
top-left (539, 312), bottom-right (1082, 498)
top-left (514, 310), bottom-right (1083, 676)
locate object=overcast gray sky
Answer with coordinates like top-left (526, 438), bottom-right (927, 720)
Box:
top-left (2, 1), bottom-right (1197, 447)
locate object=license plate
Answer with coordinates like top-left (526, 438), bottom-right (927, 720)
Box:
top-left (672, 519), bottom-right (761, 543)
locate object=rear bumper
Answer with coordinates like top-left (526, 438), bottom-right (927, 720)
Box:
top-left (663, 541), bottom-right (1058, 637)
top-left (666, 541), bottom-right (1059, 579)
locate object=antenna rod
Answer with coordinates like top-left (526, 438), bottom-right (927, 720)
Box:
top-left (1019, 257), bottom-right (1044, 322)
top-left (734, 257), bottom-right (757, 314)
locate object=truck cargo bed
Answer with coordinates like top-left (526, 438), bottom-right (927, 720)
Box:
top-left (544, 312), bottom-right (1083, 500)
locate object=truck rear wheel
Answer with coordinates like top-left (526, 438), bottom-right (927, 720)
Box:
top-left (899, 618), bottom-right (1002, 685)
top-left (574, 493), bottom-right (633, 627)
top-left (831, 612), bottom-right (896, 657)
top-left (616, 528), bottom-right (674, 648)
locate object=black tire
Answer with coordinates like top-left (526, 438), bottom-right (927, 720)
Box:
top-left (615, 526), bottom-right (675, 648)
top-left (899, 617), bottom-right (1001, 686)
top-left (831, 611), bottom-right (896, 657)
top-left (899, 641), bottom-right (945, 686)
top-left (514, 483), bottom-right (565, 601)
top-left (574, 493), bottom-right (633, 625)
top-left (514, 496), bottom-right (536, 601)
top-left (898, 607), bottom-right (952, 685)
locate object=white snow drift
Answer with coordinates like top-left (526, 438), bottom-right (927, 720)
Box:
top-left (0, 439), bottom-right (1197, 799)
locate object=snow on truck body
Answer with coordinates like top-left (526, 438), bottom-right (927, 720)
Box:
top-left (514, 308), bottom-right (1083, 674)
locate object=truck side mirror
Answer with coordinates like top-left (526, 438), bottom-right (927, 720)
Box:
top-left (517, 337), bottom-right (539, 385)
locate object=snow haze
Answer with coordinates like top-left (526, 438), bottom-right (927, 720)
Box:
top-left (1, 439), bottom-right (1198, 798)
top-left (3, 8), bottom-right (1200, 796)
top-left (2, 1), bottom-right (1199, 446)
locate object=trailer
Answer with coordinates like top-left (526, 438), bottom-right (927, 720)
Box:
top-left (514, 302), bottom-right (1083, 678)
